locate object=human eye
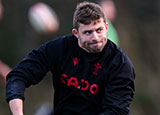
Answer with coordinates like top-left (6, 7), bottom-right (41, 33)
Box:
top-left (96, 28), bottom-right (103, 33)
top-left (84, 31), bottom-right (92, 35)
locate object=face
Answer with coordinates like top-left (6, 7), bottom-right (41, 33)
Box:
top-left (72, 18), bottom-right (108, 53)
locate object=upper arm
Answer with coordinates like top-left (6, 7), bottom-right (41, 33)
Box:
top-left (100, 55), bottom-right (135, 114)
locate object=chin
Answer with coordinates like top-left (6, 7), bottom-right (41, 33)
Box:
top-left (89, 48), bottom-right (103, 53)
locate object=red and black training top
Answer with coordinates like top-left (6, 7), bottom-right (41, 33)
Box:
top-left (6, 34), bottom-right (135, 115)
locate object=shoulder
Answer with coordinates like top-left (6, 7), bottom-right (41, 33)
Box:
top-left (39, 34), bottom-right (77, 56)
top-left (45, 34), bottom-right (74, 46)
top-left (39, 34), bottom-right (75, 51)
top-left (106, 40), bottom-right (134, 68)
top-left (106, 40), bottom-right (135, 80)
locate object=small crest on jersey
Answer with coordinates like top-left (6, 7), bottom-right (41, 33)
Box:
top-left (92, 63), bottom-right (102, 76)
top-left (72, 58), bottom-right (79, 66)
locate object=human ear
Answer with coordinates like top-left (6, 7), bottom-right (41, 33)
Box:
top-left (72, 28), bottom-right (79, 39)
top-left (105, 23), bottom-right (108, 31)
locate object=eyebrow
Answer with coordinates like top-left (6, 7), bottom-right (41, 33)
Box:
top-left (83, 26), bottom-right (104, 33)
top-left (83, 30), bottom-right (93, 34)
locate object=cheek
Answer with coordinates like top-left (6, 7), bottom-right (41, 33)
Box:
top-left (98, 34), bottom-right (106, 40)
top-left (79, 37), bottom-right (86, 45)
top-left (80, 36), bottom-right (90, 42)
top-left (101, 32), bottom-right (107, 38)
top-left (81, 39), bottom-right (90, 47)
top-left (82, 39), bottom-right (89, 46)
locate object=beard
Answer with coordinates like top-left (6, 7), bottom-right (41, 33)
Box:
top-left (80, 37), bottom-right (107, 53)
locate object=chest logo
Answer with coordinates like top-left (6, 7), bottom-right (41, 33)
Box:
top-left (92, 63), bottom-right (102, 76)
top-left (61, 73), bottom-right (99, 95)
top-left (72, 58), bottom-right (80, 66)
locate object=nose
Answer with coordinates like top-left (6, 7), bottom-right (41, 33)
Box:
top-left (92, 32), bottom-right (99, 41)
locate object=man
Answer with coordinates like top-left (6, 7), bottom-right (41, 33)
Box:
top-left (6, 2), bottom-right (135, 115)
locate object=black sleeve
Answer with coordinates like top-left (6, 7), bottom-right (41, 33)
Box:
top-left (6, 38), bottom-right (62, 102)
top-left (99, 53), bottom-right (135, 115)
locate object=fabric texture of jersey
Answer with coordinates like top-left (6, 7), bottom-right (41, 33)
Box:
top-left (6, 34), bottom-right (135, 115)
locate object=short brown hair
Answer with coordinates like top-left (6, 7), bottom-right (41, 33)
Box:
top-left (73, 1), bottom-right (106, 29)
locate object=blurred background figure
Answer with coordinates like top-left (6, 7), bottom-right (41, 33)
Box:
top-left (0, 60), bottom-right (11, 86)
top-left (34, 103), bottom-right (53, 115)
top-left (99, 0), bottom-right (116, 22)
top-left (28, 2), bottom-right (59, 34)
top-left (93, 0), bottom-right (119, 46)
top-left (0, 0), bottom-right (3, 21)
top-left (0, 0), bottom-right (11, 87)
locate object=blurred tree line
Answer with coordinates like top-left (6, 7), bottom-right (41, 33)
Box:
top-left (0, 0), bottom-right (160, 114)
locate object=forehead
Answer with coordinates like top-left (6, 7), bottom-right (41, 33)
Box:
top-left (78, 18), bottom-right (106, 31)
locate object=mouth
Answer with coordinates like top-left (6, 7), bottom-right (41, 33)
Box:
top-left (89, 42), bottom-right (103, 49)
top-left (90, 41), bottom-right (102, 45)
